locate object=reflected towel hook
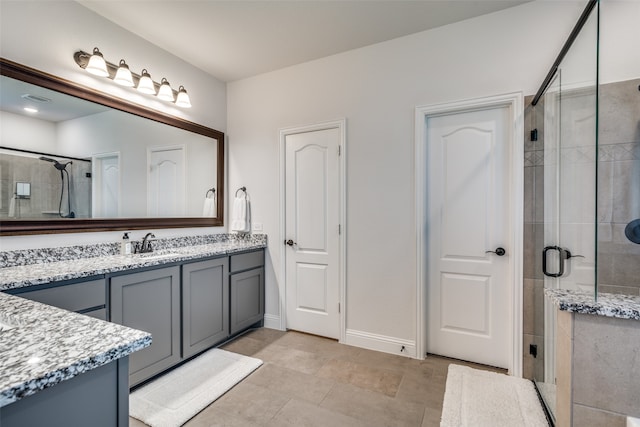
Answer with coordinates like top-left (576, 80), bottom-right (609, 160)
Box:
top-left (206, 188), bottom-right (215, 198)
top-left (235, 186), bottom-right (247, 198)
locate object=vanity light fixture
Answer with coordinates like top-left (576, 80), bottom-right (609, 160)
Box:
top-left (175, 86), bottom-right (192, 108)
top-left (137, 69), bottom-right (156, 95)
top-left (73, 47), bottom-right (192, 108)
top-left (85, 47), bottom-right (109, 77)
top-left (113, 59), bottom-right (134, 87)
top-left (157, 78), bottom-right (175, 102)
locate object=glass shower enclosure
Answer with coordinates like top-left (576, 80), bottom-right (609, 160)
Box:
top-left (530, 0), bottom-right (599, 422)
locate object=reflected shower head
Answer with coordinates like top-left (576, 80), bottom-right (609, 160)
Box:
top-left (39, 156), bottom-right (72, 170)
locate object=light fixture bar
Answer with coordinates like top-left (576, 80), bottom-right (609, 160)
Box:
top-left (73, 49), bottom-right (188, 104)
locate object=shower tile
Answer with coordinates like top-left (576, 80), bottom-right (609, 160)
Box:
top-left (611, 253), bottom-right (640, 286)
top-left (599, 79), bottom-right (640, 145)
top-left (522, 333), bottom-right (535, 380)
top-left (572, 314), bottom-right (640, 417)
top-left (533, 165), bottom-right (544, 223)
top-left (573, 404), bottom-right (626, 427)
top-left (555, 311), bottom-right (573, 427)
top-left (612, 159), bottom-right (640, 223)
top-left (598, 284), bottom-right (640, 296)
top-left (523, 279), bottom-right (535, 335)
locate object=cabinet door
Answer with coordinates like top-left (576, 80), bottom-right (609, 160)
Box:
top-left (182, 258), bottom-right (229, 358)
top-left (110, 267), bottom-right (180, 387)
top-left (230, 267), bottom-right (264, 335)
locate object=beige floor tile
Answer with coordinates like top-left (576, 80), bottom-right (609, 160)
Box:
top-left (243, 327), bottom-right (287, 343)
top-left (320, 382), bottom-right (425, 427)
top-left (421, 407), bottom-right (443, 427)
top-left (276, 331), bottom-right (362, 360)
top-left (254, 343), bottom-right (329, 375)
top-left (347, 347), bottom-right (412, 374)
top-left (185, 382), bottom-right (289, 426)
top-left (316, 358), bottom-right (403, 397)
top-left (246, 362), bottom-right (335, 404)
top-left (268, 398), bottom-right (376, 427)
top-left (221, 336), bottom-right (270, 357)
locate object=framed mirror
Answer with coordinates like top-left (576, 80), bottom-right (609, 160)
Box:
top-left (0, 58), bottom-right (224, 235)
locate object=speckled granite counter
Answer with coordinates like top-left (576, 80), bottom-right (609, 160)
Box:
top-left (545, 288), bottom-right (640, 320)
top-left (0, 234), bottom-right (267, 291)
top-left (0, 292), bottom-right (151, 407)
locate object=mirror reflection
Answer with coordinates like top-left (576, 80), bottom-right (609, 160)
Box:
top-left (0, 75), bottom-right (218, 220)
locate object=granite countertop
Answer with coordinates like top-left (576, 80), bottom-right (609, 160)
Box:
top-left (545, 288), bottom-right (640, 321)
top-left (0, 239), bottom-right (266, 292)
top-left (0, 292), bottom-right (151, 407)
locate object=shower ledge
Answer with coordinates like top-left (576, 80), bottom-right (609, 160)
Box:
top-left (544, 288), bottom-right (640, 321)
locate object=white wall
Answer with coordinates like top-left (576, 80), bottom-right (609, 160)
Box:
top-left (226, 1), bottom-right (608, 351)
top-left (0, 111), bottom-right (57, 152)
top-left (0, 0), bottom-right (227, 249)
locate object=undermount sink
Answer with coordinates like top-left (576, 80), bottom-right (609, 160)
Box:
top-left (137, 252), bottom-right (180, 260)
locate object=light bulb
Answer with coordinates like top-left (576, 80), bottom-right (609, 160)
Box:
top-left (175, 86), bottom-right (192, 108)
top-left (157, 78), bottom-right (174, 102)
top-left (137, 69), bottom-right (156, 95)
top-left (113, 59), bottom-right (134, 87)
top-left (85, 47), bottom-right (109, 77)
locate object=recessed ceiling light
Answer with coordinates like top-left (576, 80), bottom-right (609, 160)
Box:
top-left (23, 107), bottom-right (38, 113)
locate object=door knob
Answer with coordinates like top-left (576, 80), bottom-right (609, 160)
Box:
top-left (284, 239), bottom-right (296, 246)
top-left (485, 247), bottom-right (506, 256)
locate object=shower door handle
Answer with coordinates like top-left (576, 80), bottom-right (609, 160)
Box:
top-left (543, 245), bottom-right (567, 277)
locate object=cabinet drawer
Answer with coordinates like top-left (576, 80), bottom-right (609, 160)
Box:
top-left (230, 250), bottom-right (264, 273)
top-left (19, 279), bottom-right (105, 312)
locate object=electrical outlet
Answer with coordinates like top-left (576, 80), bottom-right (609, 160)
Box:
top-left (252, 222), bottom-right (263, 231)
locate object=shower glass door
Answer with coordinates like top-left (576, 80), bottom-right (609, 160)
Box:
top-left (534, 2), bottom-right (599, 421)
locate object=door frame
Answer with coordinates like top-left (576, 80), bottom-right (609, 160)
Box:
top-left (278, 119), bottom-right (347, 343)
top-left (415, 93), bottom-right (524, 375)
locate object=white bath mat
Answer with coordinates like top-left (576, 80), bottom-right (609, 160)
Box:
top-left (130, 348), bottom-right (263, 427)
top-left (441, 364), bottom-right (548, 427)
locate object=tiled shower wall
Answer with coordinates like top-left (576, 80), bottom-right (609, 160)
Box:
top-left (0, 152), bottom-right (91, 219)
top-left (522, 78), bottom-right (640, 379)
top-left (523, 94), bottom-right (545, 380)
top-left (597, 78), bottom-right (640, 295)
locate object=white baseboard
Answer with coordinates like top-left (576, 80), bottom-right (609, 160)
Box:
top-left (263, 314), bottom-right (283, 330)
top-left (344, 329), bottom-right (417, 358)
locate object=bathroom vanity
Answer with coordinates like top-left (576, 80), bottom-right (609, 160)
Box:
top-left (0, 233), bottom-right (266, 424)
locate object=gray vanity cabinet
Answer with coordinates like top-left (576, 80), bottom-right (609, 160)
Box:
top-left (182, 258), bottom-right (229, 359)
top-left (110, 266), bottom-right (181, 387)
top-left (229, 252), bottom-right (265, 335)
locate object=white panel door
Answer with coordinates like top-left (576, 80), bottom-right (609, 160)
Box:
top-left (148, 146), bottom-right (185, 217)
top-left (92, 153), bottom-right (120, 218)
top-left (427, 106), bottom-right (511, 368)
top-left (285, 128), bottom-right (340, 339)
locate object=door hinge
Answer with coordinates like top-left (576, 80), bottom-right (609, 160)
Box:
top-left (338, 224), bottom-right (342, 235)
top-left (338, 302), bottom-right (341, 313)
top-left (338, 145), bottom-right (341, 156)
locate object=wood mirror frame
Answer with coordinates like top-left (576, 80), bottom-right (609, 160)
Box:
top-left (0, 58), bottom-right (224, 235)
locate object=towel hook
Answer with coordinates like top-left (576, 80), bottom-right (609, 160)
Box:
top-left (206, 188), bottom-right (215, 198)
top-left (235, 186), bottom-right (247, 197)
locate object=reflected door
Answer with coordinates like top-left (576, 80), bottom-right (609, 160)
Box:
top-left (148, 146), bottom-right (185, 217)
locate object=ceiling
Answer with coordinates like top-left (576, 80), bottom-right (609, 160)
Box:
top-left (0, 75), bottom-right (109, 122)
top-left (78, 1), bottom-right (530, 82)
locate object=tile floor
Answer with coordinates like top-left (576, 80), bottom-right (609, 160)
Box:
top-left (130, 328), bottom-right (504, 427)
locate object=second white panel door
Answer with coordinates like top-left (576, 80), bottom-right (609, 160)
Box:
top-left (285, 127), bottom-right (340, 339)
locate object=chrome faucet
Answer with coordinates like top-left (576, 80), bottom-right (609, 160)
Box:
top-left (135, 232), bottom-right (156, 254)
